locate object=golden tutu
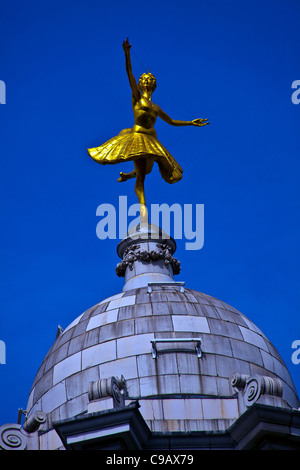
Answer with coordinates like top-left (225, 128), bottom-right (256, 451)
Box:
top-left (87, 128), bottom-right (183, 184)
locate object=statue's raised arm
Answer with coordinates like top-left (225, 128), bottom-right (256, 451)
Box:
top-left (122, 38), bottom-right (140, 102)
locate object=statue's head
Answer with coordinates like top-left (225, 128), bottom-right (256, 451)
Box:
top-left (138, 73), bottom-right (157, 93)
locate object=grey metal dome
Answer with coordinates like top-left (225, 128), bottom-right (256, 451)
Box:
top-left (23, 225), bottom-right (299, 449)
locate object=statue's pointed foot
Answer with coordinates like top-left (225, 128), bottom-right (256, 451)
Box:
top-left (117, 171), bottom-right (136, 182)
top-left (117, 172), bottom-right (126, 182)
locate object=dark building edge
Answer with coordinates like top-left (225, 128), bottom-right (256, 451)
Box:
top-left (53, 401), bottom-right (300, 450)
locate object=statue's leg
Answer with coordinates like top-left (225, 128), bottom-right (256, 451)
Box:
top-left (117, 159), bottom-right (153, 182)
top-left (134, 159), bottom-right (148, 223)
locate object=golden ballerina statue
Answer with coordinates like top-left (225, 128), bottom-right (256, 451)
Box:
top-left (88, 38), bottom-right (209, 223)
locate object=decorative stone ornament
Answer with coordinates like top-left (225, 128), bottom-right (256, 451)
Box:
top-left (0, 410), bottom-right (47, 451)
top-left (231, 373), bottom-right (283, 408)
top-left (88, 376), bottom-right (127, 408)
top-left (23, 411), bottom-right (46, 433)
top-left (0, 423), bottom-right (27, 450)
top-left (116, 243), bottom-right (181, 277)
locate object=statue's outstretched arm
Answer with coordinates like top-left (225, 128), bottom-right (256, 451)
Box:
top-left (157, 106), bottom-right (209, 127)
top-left (123, 38), bottom-right (140, 101)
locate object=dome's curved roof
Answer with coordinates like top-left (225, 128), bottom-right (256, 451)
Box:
top-left (26, 285), bottom-right (299, 430)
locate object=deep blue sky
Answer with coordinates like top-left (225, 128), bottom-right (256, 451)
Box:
top-left (0, 0), bottom-right (299, 424)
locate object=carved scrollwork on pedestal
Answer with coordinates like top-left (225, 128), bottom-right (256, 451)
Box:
top-left (110, 377), bottom-right (125, 408)
top-left (0, 424), bottom-right (27, 450)
top-left (231, 373), bottom-right (249, 392)
top-left (23, 411), bottom-right (46, 433)
top-left (231, 373), bottom-right (283, 408)
top-left (115, 243), bottom-right (181, 277)
top-left (88, 375), bottom-right (127, 408)
top-left (243, 376), bottom-right (263, 406)
top-left (244, 375), bottom-right (283, 407)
